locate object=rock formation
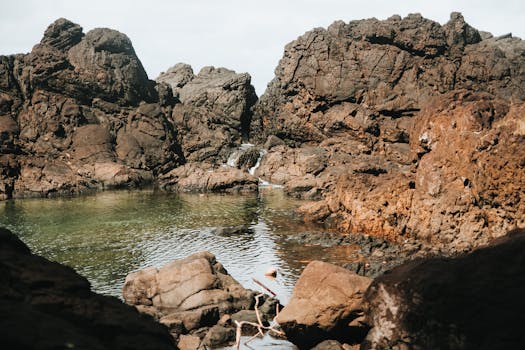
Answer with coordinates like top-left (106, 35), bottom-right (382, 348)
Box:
top-left (276, 261), bottom-right (372, 349)
top-left (252, 12), bottom-right (525, 252)
top-left (362, 228), bottom-right (525, 349)
top-left (0, 227), bottom-right (177, 350)
top-left (122, 251), bottom-right (278, 348)
top-left (0, 18), bottom-right (259, 199)
top-left (157, 64), bottom-right (256, 162)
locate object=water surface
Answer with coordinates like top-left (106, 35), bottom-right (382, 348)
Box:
top-left (0, 188), bottom-right (356, 306)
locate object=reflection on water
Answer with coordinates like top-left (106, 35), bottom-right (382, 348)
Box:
top-left (0, 189), bottom-right (355, 307)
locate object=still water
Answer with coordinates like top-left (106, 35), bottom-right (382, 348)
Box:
top-left (0, 188), bottom-right (356, 305)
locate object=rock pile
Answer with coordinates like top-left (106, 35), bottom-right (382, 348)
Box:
top-left (0, 18), bottom-right (259, 200)
top-left (276, 228), bottom-right (525, 349)
top-left (122, 251), bottom-right (279, 349)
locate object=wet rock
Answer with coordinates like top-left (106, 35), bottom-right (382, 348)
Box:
top-left (236, 147), bottom-right (261, 171)
top-left (123, 251), bottom-right (278, 348)
top-left (276, 261), bottom-right (372, 349)
top-left (0, 227), bottom-right (176, 350)
top-left (213, 225), bottom-right (254, 236)
top-left (362, 228), bottom-right (525, 350)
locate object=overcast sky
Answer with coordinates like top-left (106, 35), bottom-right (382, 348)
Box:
top-left (1, 0), bottom-right (524, 95)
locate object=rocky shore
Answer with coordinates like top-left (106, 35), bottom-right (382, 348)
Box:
top-left (3, 226), bottom-right (524, 349)
top-left (1, 13), bottom-right (523, 254)
top-left (1, 10), bottom-right (524, 350)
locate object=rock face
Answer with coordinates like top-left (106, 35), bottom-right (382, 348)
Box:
top-left (276, 261), bottom-right (372, 349)
top-left (0, 227), bottom-right (176, 350)
top-left (123, 251), bottom-right (278, 348)
top-left (253, 12), bottom-right (525, 252)
top-left (0, 18), bottom-right (259, 199)
top-left (157, 64), bottom-right (258, 163)
top-left (362, 228), bottom-right (525, 350)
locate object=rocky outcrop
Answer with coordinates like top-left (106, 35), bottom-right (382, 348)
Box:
top-left (0, 227), bottom-right (176, 350)
top-left (123, 251), bottom-right (278, 348)
top-left (157, 64), bottom-right (258, 164)
top-left (252, 12), bottom-right (525, 252)
top-left (362, 228), bottom-right (525, 350)
top-left (0, 18), bottom-right (260, 199)
top-left (276, 261), bottom-right (372, 349)
top-left (0, 18), bottom-right (182, 199)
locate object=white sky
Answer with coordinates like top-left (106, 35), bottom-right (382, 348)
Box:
top-left (1, 0), bottom-right (524, 95)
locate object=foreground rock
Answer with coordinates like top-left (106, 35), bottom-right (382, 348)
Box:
top-left (253, 12), bottom-right (525, 252)
top-left (123, 251), bottom-right (278, 348)
top-left (0, 227), bottom-right (176, 350)
top-left (276, 261), bottom-right (372, 349)
top-left (362, 228), bottom-right (525, 350)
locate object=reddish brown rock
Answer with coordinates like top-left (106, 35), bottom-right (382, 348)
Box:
top-left (253, 12), bottom-right (525, 252)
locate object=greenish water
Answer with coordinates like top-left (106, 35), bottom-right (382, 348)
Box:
top-left (0, 188), bottom-right (355, 306)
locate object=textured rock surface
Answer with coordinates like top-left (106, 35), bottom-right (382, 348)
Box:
top-left (0, 18), bottom-right (183, 199)
top-left (253, 12), bottom-right (525, 252)
top-left (0, 227), bottom-right (176, 350)
top-left (276, 261), bottom-right (372, 349)
top-left (362, 228), bottom-right (525, 350)
top-left (0, 18), bottom-right (260, 199)
top-left (159, 162), bottom-right (258, 193)
top-left (158, 64), bottom-right (258, 164)
top-left (123, 251), bottom-right (277, 347)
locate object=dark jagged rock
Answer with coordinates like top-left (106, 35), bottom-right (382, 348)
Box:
top-left (0, 227), bottom-right (177, 350)
top-left (252, 12), bottom-right (525, 252)
top-left (362, 228), bottom-right (525, 350)
top-left (41, 18), bottom-right (84, 51)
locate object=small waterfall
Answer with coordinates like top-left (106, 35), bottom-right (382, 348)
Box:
top-left (225, 145), bottom-right (282, 188)
top-left (226, 143), bottom-right (255, 168)
top-left (248, 149), bottom-right (267, 176)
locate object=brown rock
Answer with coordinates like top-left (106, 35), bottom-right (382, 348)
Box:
top-left (159, 162), bottom-right (258, 193)
top-left (0, 227), bottom-right (176, 350)
top-left (362, 228), bottom-right (525, 350)
top-left (276, 261), bottom-right (372, 349)
top-left (123, 251), bottom-right (277, 347)
top-left (253, 12), bottom-right (525, 253)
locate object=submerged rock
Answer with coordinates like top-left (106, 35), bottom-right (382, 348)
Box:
top-left (0, 227), bottom-right (176, 350)
top-left (123, 251), bottom-right (278, 347)
top-left (276, 261), bottom-right (372, 349)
